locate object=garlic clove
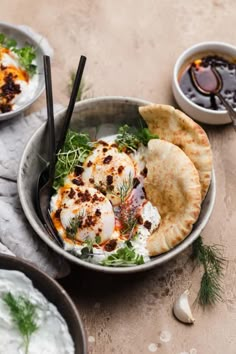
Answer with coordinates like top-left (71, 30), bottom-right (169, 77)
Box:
top-left (173, 289), bottom-right (195, 324)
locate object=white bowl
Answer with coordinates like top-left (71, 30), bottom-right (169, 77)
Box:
top-left (18, 97), bottom-right (216, 274)
top-left (172, 41), bottom-right (236, 125)
top-left (0, 22), bottom-right (46, 121)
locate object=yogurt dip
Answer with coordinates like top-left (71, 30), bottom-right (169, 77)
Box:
top-left (0, 270), bottom-right (75, 354)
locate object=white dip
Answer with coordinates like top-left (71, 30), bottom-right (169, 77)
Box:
top-left (0, 270), bottom-right (75, 354)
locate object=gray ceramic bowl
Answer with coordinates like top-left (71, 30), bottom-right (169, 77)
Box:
top-left (0, 22), bottom-right (45, 121)
top-left (18, 96), bottom-right (216, 274)
top-left (0, 254), bottom-right (87, 354)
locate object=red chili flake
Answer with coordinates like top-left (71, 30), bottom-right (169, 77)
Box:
top-left (87, 161), bottom-right (92, 167)
top-left (74, 166), bottom-right (84, 176)
top-left (144, 220), bottom-right (152, 230)
top-left (133, 177), bottom-right (140, 188)
top-left (95, 209), bottom-right (101, 217)
top-left (98, 140), bottom-right (109, 146)
top-left (110, 143), bottom-right (118, 148)
top-left (68, 188), bottom-right (76, 198)
top-left (55, 208), bottom-right (62, 219)
top-left (103, 155), bottom-right (113, 164)
top-left (137, 215), bottom-right (143, 225)
top-left (106, 175), bottom-right (113, 185)
top-left (92, 194), bottom-right (105, 202)
top-left (72, 178), bottom-right (84, 186)
top-left (118, 165), bottom-right (124, 174)
top-left (104, 239), bottom-right (117, 252)
top-left (141, 167), bottom-right (148, 178)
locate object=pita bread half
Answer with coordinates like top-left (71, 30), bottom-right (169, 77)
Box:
top-left (144, 139), bottom-right (201, 256)
top-left (139, 104), bottom-right (212, 200)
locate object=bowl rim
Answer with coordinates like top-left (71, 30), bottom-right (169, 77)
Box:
top-left (173, 40), bottom-right (236, 117)
top-left (0, 21), bottom-right (46, 120)
top-left (0, 253), bottom-right (87, 353)
top-left (18, 95), bottom-right (216, 274)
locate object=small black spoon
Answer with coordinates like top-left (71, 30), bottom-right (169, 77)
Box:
top-left (36, 55), bottom-right (62, 245)
top-left (190, 64), bottom-right (236, 128)
top-left (36, 55), bottom-right (87, 246)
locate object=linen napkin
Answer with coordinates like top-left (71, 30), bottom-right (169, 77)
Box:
top-left (0, 25), bottom-right (70, 278)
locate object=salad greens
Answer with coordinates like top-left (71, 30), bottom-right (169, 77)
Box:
top-left (3, 292), bottom-right (38, 354)
top-left (115, 124), bottom-right (158, 152)
top-left (101, 241), bottom-right (144, 267)
top-left (53, 129), bottom-right (93, 190)
top-left (0, 33), bottom-right (37, 76)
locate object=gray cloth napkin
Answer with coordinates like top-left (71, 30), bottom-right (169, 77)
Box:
top-left (0, 24), bottom-right (70, 278)
top-left (0, 106), bottom-right (70, 278)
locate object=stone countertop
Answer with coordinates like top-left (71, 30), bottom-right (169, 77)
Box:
top-left (1, 1), bottom-right (236, 353)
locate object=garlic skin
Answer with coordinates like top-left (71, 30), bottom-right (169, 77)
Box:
top-left (173, 289), bottom-right (195, 324)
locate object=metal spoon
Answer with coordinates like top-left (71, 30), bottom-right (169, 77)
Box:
top-left (36, 55), bottom-right (87, 246)
top-left (190, 64), bottom-right (236, 128)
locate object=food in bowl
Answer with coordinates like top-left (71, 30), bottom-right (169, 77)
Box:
top-left (0, 32), bottom-right (38, 113)
top-left (49, 104), bottom-right (212, 267)
top-left (0, 269), bottom-right (75, 354)
top-left (179, 54), bottom-right (236, 111)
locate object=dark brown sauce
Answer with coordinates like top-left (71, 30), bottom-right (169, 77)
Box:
top-left (179, 55), bottom-right (236, 110)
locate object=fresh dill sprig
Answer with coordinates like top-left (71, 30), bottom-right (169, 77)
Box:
top-left (115, 124), bottom-right (158, 152)
top-left (101, 242), bottom-right (144, 267)
top-left (68, 70), bottom-right (91, 101)
top-left (66, 213), bottom-right (84, 239)
top-left (53, 129), bottom-right (93, 189)
top-left (192, 236), bottom-right (226, 307)
top-left (119, 204), bottom-right (137, 238)
top-left (117, 172), bottom-right (133, 203)
top-left (3, 292), bottom-right (38, 354)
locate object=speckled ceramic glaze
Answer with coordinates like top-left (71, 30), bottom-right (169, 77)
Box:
top-left (0, 254), bottom-right (87, 354)
top-left (18, 96), bottom-right (216, 274)
top-left (0, 22), bottom-right (45, 121)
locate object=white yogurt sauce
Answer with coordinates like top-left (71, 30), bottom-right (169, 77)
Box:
top-left (0, 270), bottom-right (75, 354)
top-left (0, 51), bottom-right (39, 112)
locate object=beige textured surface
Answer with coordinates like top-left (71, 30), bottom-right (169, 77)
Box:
top-left (1, 1), bottom-right (236, 353)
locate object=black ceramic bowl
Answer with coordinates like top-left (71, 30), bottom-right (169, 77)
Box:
top-left (0, 254), bottom-right (87, 354)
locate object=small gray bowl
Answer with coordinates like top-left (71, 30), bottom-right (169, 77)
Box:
top-left (0, 254), bottom-right (87, 354)
top-left (18, 96), bottom-right (216, 274)
top-left (0, 22), bottom-right (45, 121)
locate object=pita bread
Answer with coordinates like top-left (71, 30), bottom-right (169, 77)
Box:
top-left (144, 139), bottom-right (201, 256)
top-left (139, 104), bottom-right (212, 200)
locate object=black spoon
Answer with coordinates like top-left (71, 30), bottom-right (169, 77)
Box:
top-left (36, 55), bottom-right (87, 245)
top-left (190, 64), bottom-right (236, 128)
top-left (36, 55), bottom-right (62, 245)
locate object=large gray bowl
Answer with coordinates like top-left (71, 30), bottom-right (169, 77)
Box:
top-left (0, 254), bottom-right (87, 353)
top-left (18, 96), bottom-right (216, 274)
top-left (0, 22), bottom-right (45, 121)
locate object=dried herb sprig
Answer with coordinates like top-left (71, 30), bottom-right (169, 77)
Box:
top-left (68, 70), bottom-right (91, 101)
top-left (3, 292), bottom-right (38, 354)
top-left (192, 236), bottom-right (226, 307)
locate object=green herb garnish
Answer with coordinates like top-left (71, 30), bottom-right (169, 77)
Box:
top-left (0, 33), bottom-right (37, 76)
top-left (117, 172), bottom-right (133, 203)
top-left (101, 243), bottom-right (144, 267)
top-left (53, 129), bottom-right (93, 190)
top-left (12, 46), bottom-right (37, 76)
top-left (66, 213), bottom-right (84, 239)
top-left (192, 236), bottom-right (226, 307)
top-left (3, 292), bottom-right (38, 354)
top-left (115, 124), bottom-right (158, 152)
top-left (0, 33), bottom-right (17, 48)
